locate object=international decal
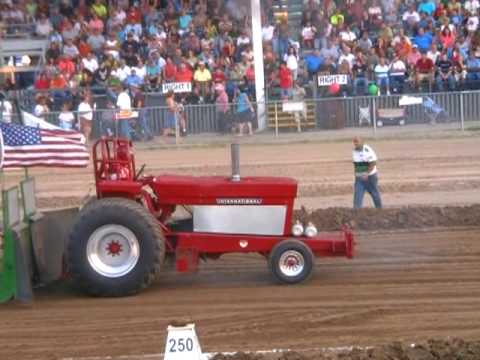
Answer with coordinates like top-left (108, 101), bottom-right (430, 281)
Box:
top-left (216, 198), bottom-right (263, 205)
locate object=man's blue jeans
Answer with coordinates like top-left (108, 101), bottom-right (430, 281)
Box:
top-left (354, 173), bottom-right (383, 209)
top-left (118, 119), bottom-right (132, 140)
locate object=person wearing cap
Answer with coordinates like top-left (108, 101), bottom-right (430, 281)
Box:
top-left (407, 44), bottom-right (422, 69)
top-left (352, 137), bottom-right (382, 209)
top-left (125, 68), bottom-right (144, 88)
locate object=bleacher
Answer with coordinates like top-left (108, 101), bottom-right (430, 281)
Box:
top-left (267, 101), bottom-right (316, 130)
top-left (0, 38), bottom-right (47, 73)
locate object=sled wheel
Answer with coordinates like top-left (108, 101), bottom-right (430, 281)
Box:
top-left (268, 239), bottom-right (314, 284)
top-left (67, 198), bottom-right (165, 297)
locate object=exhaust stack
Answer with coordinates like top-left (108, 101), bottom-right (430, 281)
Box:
top-left (231, 143), bottom-right (240, 181)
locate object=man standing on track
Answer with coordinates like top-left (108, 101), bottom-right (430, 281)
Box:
top-left (352, 137), bottom-right (383, 209)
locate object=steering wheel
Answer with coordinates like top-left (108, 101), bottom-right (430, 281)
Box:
top-left (134, 164), bottom-right (146, 180)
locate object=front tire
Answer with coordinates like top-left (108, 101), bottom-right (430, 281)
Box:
top-left (268, 239), bottom-right (314, 284)
top-left (67, 198), bottom-right (165, 297)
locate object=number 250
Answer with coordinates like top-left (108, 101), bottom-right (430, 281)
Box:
top-left (169, 338), bottom-right (194, 352)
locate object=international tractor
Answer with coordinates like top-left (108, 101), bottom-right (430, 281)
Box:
top-left (0, 138), bottom-right (354, 301)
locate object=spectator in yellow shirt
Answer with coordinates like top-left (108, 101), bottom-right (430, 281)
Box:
top-left (193, 61), bottom-right (212, 102)
top-left (91, 0), bottom-right (108, 20)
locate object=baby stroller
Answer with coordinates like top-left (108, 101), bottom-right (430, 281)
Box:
top-left (423, 97), bottom-right (450, 124)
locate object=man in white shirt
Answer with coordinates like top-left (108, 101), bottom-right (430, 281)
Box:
top-left (352, 137), bottom-right (382, 209)
top-left (338, 47), bottom-right (356, 70)
top-left (465, 0), bottom-right (480, 14)
top-left (374, 57), bottom-right (391, 95)
top-left (116, 84), bottom-right (132, 140)
top-left (78, 92), bottom-right (93, 142)
top-left (1, 98), bottom-right (13, 123)
top-left (402, 5), bottom-right (420, 29)
top-left (262, 23), bottom-right (275, 43)
top-left (82, 53), bottom-right (99, 74)
top-left (339, 26), bottom-right (357, 45)
top-left (390, 55), bottom-right (407, 93)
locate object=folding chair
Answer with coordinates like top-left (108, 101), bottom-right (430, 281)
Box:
top-left (358, 106), bottom-right (371, 126)
top-left (423, 97), bottom-right (449, 124)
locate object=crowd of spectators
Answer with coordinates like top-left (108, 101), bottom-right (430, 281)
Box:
top-left (2, 0), bottom-right (480, 115)
top-left (0, 0), bottom-right (263, 107)
top-left (0, 0), bottom-right (270, 138)
top-left (295, 0), bottom-right (480, 96)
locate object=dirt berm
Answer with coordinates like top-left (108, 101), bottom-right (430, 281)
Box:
top-left (294, 205), bottom-right (480, 232)
top-left (212, 338), bottom-right (480, 360)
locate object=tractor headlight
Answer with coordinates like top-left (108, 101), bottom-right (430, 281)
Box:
top-left (292, 221), bottom-right (304, 237)
top-left (304, 222), bottom-right (318, 238)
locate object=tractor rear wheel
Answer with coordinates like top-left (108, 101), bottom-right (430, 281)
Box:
top-left (268, 239), bottom-right (314, 284)
top-left (67, 198), bottom-right (165, 297)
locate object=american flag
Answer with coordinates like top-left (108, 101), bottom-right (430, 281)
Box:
top-left (0, 122), bottom-right (89, 168)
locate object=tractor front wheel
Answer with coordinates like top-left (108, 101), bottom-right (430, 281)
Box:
top-left (268, 239), bottom-right (314, 284)
top-left (67, 198), bottom-right (165, 297)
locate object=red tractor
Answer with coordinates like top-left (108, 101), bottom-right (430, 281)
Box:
top-left (66, 138), bottom-right (354, 297)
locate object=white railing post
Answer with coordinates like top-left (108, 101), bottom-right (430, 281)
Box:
top-left (274, 102), bottom-right (279, 138)
top-left (372, 97), bottom-right (377, 137)
top-left (460, 91), bottom-right (465, 132)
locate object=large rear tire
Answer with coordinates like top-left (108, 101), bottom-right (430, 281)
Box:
top-left (268, 239), bottom-right (314, 284)
top-left (67, 198), bottom-right (165, 297)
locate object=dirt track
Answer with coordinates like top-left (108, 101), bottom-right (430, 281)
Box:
top-left (4, 135), bottom-right (480, 209)
top-left (1, 228), bottom-right (480, 359)
top-left (1, 135), bottom-right (480, 359)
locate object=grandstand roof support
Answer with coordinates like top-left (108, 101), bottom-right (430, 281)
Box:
top-left (251, 0), bottom-right (266, 131)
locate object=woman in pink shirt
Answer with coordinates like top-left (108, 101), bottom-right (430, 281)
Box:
top-left (439, 28), bottom-right (455, 49)
top-left (89, 13), bottom-right (104, 33)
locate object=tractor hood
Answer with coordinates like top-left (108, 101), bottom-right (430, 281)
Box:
top-left (150, 175), bottom-right (298, 205)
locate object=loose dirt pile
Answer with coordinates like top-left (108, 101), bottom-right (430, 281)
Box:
top-left (212, 338), bottom-right (480, 360)
top-left (294, 205), bottom-right (480, 231)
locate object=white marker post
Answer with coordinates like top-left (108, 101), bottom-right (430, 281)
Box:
top-left (164, 323), bottom-right (203, 360)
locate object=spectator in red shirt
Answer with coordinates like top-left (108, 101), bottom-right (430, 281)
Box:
top-left (58, 55), bottom-right (76, 80)
top-left (279, 62), bottom-right (293, 99)
top-left (175, 62), bottom-right (193, 82)
top-left (163, 57), bottom-right (177, 83)
top-left (78, 38), bottom-right (92, 59)
top-left (415, 52), bottom-right (435, 88)
top-left (439, 27), bottom-right (455, 48)
top-left (212, 66), bottom-right (226, 84)
top-left (126, 4), bottom-right (142, 24)
top-left (34, 72), bottom-right (50, 90)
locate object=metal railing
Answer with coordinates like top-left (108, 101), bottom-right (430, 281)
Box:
top-left (5, 89), bottom-right (480, 139)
